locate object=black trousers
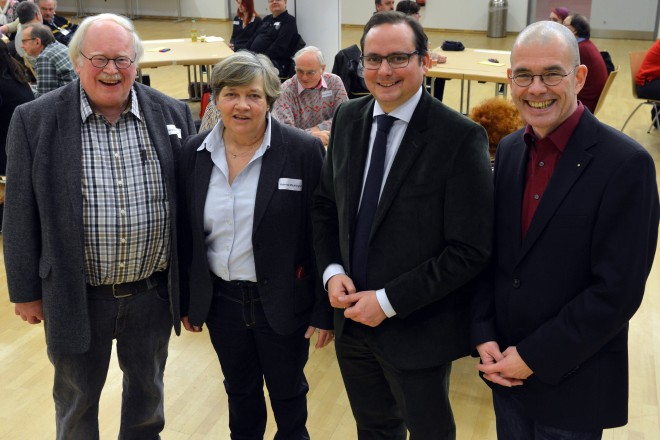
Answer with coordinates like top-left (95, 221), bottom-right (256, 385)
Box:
top-left (335, 320), bottom-right (456, 440)
top-left (206, 278), bottom-right (310, 440)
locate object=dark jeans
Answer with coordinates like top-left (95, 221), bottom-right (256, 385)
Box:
top-left (335, 320), bottom-right (455, 440)
top-left (492, 391), bottom-right (603, 440)
top-left (47, 282), bottom-right (172, 440)
top-left (636, 81), bottom-right (660, 127)
top-left (206, 278), bottom-right (310, 440)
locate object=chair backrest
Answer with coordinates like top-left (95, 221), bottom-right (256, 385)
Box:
top-left (629, 50), bottom-right (647, 100)
top-left (593, 66), bottom-right (619, 115)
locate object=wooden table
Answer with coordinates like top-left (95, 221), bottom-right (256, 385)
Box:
top-left (139, 38), bottom-right (234, 100)
top-left (427, 48), bottom-right (511, 113)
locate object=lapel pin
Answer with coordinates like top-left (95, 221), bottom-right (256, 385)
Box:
top-left (577, 163), bottom-right (581, 167)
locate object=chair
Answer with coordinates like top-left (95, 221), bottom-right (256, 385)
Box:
top-left (621, 51), bottom-right (660, 133)
top-left (593, 66), bottom-right (618, 116)
top-left (332, 45), bottom-right (370, 99)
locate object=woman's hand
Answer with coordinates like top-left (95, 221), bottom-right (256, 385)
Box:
top-left (182, 316), bottom-right (203, 332)
top-left (305, 326), bottom-right (334, 348)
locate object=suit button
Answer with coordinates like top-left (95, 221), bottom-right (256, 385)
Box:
top-left (260, 278), bottom-right (268, 286)
top-left (512, 278), bottom-right (521, 288)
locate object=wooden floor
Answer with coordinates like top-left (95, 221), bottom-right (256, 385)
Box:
top-left (0, 18), bottom-right (659, 440)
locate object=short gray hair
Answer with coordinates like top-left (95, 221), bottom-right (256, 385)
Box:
top-left (37, 0), bottom-right (58, 7)
top-left (23, 23), bottom-right (55, 47)
top-left (512, 21), bottom-right (579, 67)
top-left (293, 46), bottom-right (325, 66)
top-left (69, 13), bottom-right (143, 68)
top-left (211, 51), bottom-right (281, 108)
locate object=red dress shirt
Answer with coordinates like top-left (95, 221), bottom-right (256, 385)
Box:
top-left (521, 103), bottom-right (585, 238)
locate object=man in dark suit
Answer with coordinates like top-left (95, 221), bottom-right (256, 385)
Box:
top-left (4, 13), bottom-right (195, 440)
top-left (312, 11), bottom-right (493, 440)
top-left (246, 0), bottom-right (298, 77)
top-left (472, 21), bottom-right (659, 439)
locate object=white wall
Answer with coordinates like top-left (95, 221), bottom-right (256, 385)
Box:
top-left (57, 0), bottom-right (227, 20)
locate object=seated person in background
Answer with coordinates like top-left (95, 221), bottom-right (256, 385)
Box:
top-left (21, 23), bottom-right (76, 97)
top-left (246, 0), bottom-right (298, 77)
top-left (549, 6), bottom-right (569, 23)
top-left (38, 0), bottom-right (77, 46)
top-left (635, 39), bottom-right (660, 126)
top-left (375, 0), bottom-right (395, 13)
top-left (563, 13), bottom-right (607, 113)
top-left (396, 0), bottom-right (448, 101)
top-left (13, 1), bottom-right (42, 70)
top-left (468, 97), bottom-right (523, 163)
top-left (272, 46), bottom-right (348, 146)
top-left (229, 0), bottom-right (261, 51)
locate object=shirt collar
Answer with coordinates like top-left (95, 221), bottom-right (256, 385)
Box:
top-left (523, 101), bottom-right (584, 152)
top-left (295, 73), bottom-right (327, 95)
top-left (80, 83), bottom-right (141, 122)
top-left (372, 85), bottom-right (423, 123)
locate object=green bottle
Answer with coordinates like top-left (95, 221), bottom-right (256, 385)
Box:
top-left (191, 18), bottom-right (198, 42)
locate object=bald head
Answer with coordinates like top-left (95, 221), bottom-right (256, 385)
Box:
top-left (511, 20), bottom-right (580, 67)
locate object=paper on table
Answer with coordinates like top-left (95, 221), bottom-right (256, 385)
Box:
top-left (479, 61), bottom-right (505, 66)
top-left (203, 36), bottom-right (225, 42)
top-left (147, 47), bottom-right (169, 52)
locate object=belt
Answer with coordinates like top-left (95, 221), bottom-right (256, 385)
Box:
top-left (86, 271), bottom-right (167, 298)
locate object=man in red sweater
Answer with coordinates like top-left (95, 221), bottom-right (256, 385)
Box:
top-left (635, 39), bottom-right (660, 127)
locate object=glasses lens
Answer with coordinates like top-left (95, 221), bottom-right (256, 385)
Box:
top-left (363, 56), bottom-right (382, 70)
top-left (90, 56), bottom-right (108, 68)
top-left (115, 57), bottom-right (132, 69)
top-left (513, 74), bottom-right (532, 87)
top-left (387, 54), bottom-right (411, 68)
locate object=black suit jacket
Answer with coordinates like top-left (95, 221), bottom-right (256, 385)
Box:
top-left (471, 110), bottom-right (660, 430)
top-left (313, 91), bottom-right (493, 370)
top-left (179, 118), bottom-right (333, 335)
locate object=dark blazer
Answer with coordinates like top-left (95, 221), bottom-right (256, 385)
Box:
top-left (179, 118), bottom-right (333, 335)
top-left (313, 91), bottom-right (494, 370)
top-left (230, 15), bottom-right (262, 52)
top-left (3, 80), bottom-right (196, 354)
top-left (246, 10), bottom-right (298, 77)
top-left (471, 110), bottom-right (660, 430)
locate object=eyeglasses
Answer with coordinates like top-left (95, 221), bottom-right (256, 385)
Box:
top-left (21, 38), bottom-right (36, 43)
top-left (79, 51), bottom-right (134, 70)
top-left (295, 68), bottom-right (318, 77)
top-left (509, 66), bottom-right (578, 87)
top-left (361, 51), bottom-right (419, 70)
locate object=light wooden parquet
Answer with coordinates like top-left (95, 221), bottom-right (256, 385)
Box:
top-left (0, 18), bottom-right (658, 440)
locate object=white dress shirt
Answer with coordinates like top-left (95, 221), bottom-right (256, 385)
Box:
top-left (198, 114), bottom-right (273, 282)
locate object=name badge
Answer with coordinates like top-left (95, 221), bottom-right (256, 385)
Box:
top-left (166, 124), bottom-right (181, 139)
top-left (322, 90), bottom-right (333, 98)
top-left (233, 20), bottom-right (240, 25)
top-left (60, 28), bottom-right (70, 36)
top-left (278, 178), bottom-right (302, 191)
top-left (274, 21), bottom-right (281, 30)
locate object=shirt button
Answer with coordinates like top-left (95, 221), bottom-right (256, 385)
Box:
top-left (114, 153), bottom-right (119, 158)
top-left (533, 194), bottom-right (540, 200)
top-left (120, 210), bottom-right (126, 216)
top-left (539, 161), bottom-right (545, 167)
top-left (512, 278), bottom-right (521, 288)
top-left (121, 238), bottom-right (126, 243)
top-left (118, 180), bottom-right (123, 186)
top-left (119, 263), bottom-right (125, 268)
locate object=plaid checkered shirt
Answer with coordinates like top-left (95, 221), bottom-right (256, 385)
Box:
top-left (80, 85), bottom-right (170, 286)
top-left (35, 41), bottom-right (77, 97)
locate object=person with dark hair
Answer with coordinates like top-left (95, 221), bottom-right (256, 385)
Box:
top-left (473, 20), bottom-right (658, 440)
top-left (563, 13), bottom-right (607, 113)
top-left (549, 6), bottom-right (569, 23)
top-left (375, 0), bottom-right (395, 12)
top-left (179, 50), bottom-right (333, 440)
top-left (21, 22), bottom-right (76, 96)
top-left (395, 0), bottom-right (420, 18)
top-left (229, 0), bottom-right (261, 51)
top-left (12, 0), bottom-right (41, 62)
top-left (245, 0), bottom-right (299, 77)
top-left (0, 38), bottom-right (33, 176)
top-left (313, 11), bottom-right (493, 440)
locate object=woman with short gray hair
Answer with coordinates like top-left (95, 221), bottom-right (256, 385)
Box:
top-left (178, 50), bottom-right (334, 439)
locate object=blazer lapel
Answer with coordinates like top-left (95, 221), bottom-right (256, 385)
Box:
top-left (138, 86), bottom-right (175, 187)
top-left (193, 149), bottom-right (213, 234)
top-left (253, 119), bottom-right (286, 233)
top-left (500, 136), bottom-right (529, 258)
top-left (517, 114), bottom-right (596, 264)
top-left (56, 83), bottom-right (84, 231)
top-left (347, 99), bottom-right (376, 229)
